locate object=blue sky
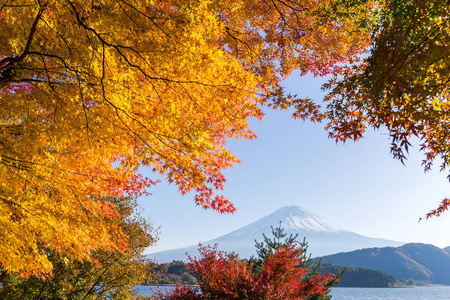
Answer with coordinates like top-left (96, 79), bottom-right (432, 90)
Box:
top-left (143, 71), bottom-right (450, 254)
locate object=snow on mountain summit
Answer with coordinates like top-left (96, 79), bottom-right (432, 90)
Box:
top-left (263, 206), bottom-right (344, 233)
top-left (219, 205), bottom-right (343, 241)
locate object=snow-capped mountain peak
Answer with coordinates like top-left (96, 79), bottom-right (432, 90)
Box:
top-left (262, 205), bottom-right (344, 233)
top-left (148, 205), bottom-right (404, 263)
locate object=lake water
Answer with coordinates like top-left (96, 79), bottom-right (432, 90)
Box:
top-left (330, 286), bottom-right (450, 299)
top-left (135, 285), bottom-right (450, 299)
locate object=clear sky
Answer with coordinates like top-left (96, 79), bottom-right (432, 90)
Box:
top-left (142, 71), bottom-right (450, 255)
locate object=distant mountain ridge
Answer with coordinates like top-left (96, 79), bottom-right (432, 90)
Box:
top-left (317, 243), bottom-right (450, 285)
top-left (148, 205), bottom-right (404, 263)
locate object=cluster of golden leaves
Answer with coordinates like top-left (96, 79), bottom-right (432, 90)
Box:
top-left (0, 0), bottom-right (370, 276)
top-left (0, 196), bottom-right (158, 298)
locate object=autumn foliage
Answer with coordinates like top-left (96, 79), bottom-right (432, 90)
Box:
top-left (2, 0), bottom-right (447, 280)
top-left (0, 0), bottom-right (371, 277)
top-left (0, 197), bottom-right (157, 300)
top-left (155, 226), bottom-right (340, 300)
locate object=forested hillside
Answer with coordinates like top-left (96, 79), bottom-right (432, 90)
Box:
top-left (318, 243), bottom-right (450, 285)
top-left (318, 263), bottom-right (396, 287)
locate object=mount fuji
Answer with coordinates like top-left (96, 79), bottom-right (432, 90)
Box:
top-left (148, 206), bottom-right (404, 263)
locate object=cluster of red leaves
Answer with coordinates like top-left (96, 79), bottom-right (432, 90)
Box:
top-left (154, 243), bottom-right (337, 300)
top-left (422, 198), bottom-right (450, 221)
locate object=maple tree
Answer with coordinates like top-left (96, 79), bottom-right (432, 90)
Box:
top-left (323, 0), bottom-right (450, 218)
top-left (0, 196), bottom-right (157, 300)
top-left (154, 225), bottom-right (341, 300)
top-left (0, 0), bottom-right (371, 277)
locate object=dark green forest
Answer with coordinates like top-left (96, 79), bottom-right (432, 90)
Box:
top-left (318, 263), bottom-right (396, 287)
